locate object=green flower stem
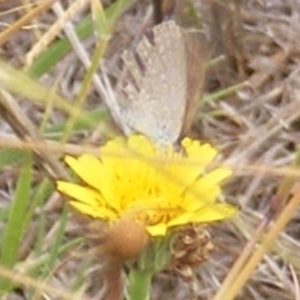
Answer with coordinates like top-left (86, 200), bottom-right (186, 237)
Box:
top-left (128, 268), bottom-right (153, 300)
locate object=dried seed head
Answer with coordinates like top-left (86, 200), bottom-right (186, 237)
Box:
top-left (170, 225), bottom-right (214, 281)
top-left (106, 218), bottom-right (149, 261)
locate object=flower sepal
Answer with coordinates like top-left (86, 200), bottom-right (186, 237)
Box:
top-left (127, 233), bottom-right (173, 300)
top-left (139, 234), bottom-right (173, 272)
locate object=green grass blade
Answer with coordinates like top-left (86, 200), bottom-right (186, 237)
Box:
top-left (26, 0), bottom-right (137, 79)
top-left (0, 153), bottom-right (33, 294)
top-left (40, 206), bottom-right (69, 278)
top-left (0, 149), bottom-right (26, 170)
top-left (26, 15), bottom-right (93, 79)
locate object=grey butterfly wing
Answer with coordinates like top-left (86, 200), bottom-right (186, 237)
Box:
top-left (117, 21), bottom-right (206, 145)
top-left (117, 21), bottom-right (186, 145)
top-left (180, 28), bottom-right (207, 139)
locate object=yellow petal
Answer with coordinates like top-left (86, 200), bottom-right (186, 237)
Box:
top-left (185, 185), bottom-right (222, 207)
top-left (66, 154), bottom-right (122, 211)
top-left (65, 155), bottom-right (104, 190)
top-left (191, 204), bottom-right (237, 222)
top-left (180, 196), bottom-right (205, 211)
top-left (69, 201), bottom-right (116, 220)
top-left (57, 181), bottom-right (104, 207)
top-left (182, 138), bottom-right (217, 166)
top-left (101, 137), bottom-right (128, 171)
top-left (146, 223), bottom-right (167, 236)
top-left (128, 135), bottom-right (156, 156)
top-left (177, 139), bottom-right (218, 187)
top-left (57, 181), bottom-right (118, 219)
top-left (191, 168), bottom-right (232, 204)
top-left (167, 212), bottom-right (194, 227)
top-left (202, 168), bottom-right (232, 184)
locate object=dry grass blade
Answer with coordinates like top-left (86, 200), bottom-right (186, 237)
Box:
top-left (25, 0), bottom-right (90, 66)
top-left (0, 0), bottom-right (59, 46)
top-left (0, 132), bottom-right (99, 157)
top-left (0, 90), bottom-right (69, 181)
top-left (214, 184), bottom-right (300, 300)
top-left (0, 265), bottom-right (89, 300)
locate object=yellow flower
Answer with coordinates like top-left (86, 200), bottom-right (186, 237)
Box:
top-left (56, 135), bottom-right (236, 237)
